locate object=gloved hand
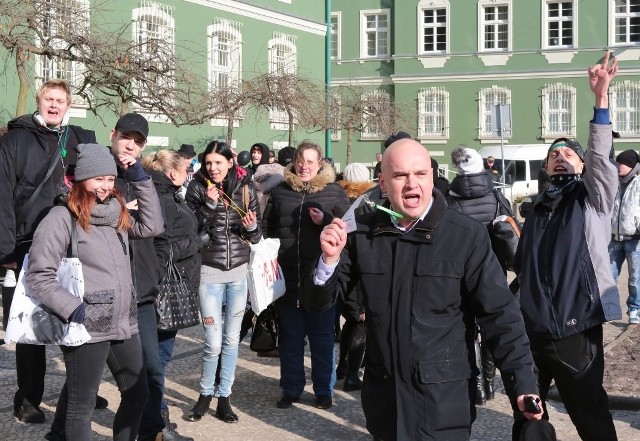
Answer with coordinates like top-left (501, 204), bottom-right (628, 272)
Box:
top-left (125, 161), bottom-right (149, 182)
top-left (198, 231), bottom-right (211, 248)
top-left (69, 303), bottom-right (85, 324)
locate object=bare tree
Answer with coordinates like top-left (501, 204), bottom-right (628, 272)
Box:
top-left (328, 84), bottom-right (415, 165)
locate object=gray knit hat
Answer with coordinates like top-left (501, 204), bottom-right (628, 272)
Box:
top-left (74, 143), bottom-right (117, 181)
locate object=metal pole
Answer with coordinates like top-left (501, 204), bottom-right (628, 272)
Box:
top-left (324, 0), bottom-right (332, 158)
top-left (498, 104), bottom-right (505, 186)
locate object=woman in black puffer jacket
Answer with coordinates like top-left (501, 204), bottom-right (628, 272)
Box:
top-left (184, 141), bottom-right (262, 424)
top-left (263, 141), bottom-right (349, 410)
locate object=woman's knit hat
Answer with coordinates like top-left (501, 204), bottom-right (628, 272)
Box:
top-left (74, 143), bottom-right (117, 181)
top-left (343, 163), bottom-right (370, 183)
top-left (451, 147), bottom-right (484, 174)
top-left (615, 149), bottom-right (639, 169)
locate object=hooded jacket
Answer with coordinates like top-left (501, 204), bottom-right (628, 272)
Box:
top-left (447, 171), bottom-right (512, 225)
top-left (0, 114), bottom-right (96, 264)
top-left (148, 169), bottom-right (202, 294)
top-left (185, 168), bottom-right (262, 270)
top-left (26, 178), bottom-right (163, 343)
top-left (264, 164), bottom-right (349, 305)
top-left (248, 142), bottom-right (270, 174)
top-left (611, 162), bottom-right (640, 240)
top-left (515, 123), bottom-right (622, 340)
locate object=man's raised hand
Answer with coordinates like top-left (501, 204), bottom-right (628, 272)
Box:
top-left (320, 218), bottom-right (347, 265)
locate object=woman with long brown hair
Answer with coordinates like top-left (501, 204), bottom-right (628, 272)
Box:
top-left (26, 143), bottom-right (163, 441)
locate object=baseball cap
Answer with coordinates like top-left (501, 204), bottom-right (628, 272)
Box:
top-left (114, 113), bottom-right (149, 141)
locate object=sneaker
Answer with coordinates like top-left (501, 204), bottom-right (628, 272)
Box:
top-left (629, 309), bottom-right (640, 324)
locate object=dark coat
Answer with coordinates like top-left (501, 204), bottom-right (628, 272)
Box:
top-left (148, 169), bottom-right (202, 294)
top-left (0, 114), bottom-right (95, 263)
top-left (115, 167), bottom-right (161, 305)
top-left (185, 169), bottom-right (262, 270)
top-left (447, 171), bottom-right (512, 225)
top-left (264, 164), bottom-right (350, 306)
top-left (301, 191), bottom-right (537, 441)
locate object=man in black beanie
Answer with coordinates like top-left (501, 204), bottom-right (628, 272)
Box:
top-left (610, 149), bottom-right (640, 325)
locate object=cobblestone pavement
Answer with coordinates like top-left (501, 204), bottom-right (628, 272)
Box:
top-left (1, 270), bottom-right (639, 440)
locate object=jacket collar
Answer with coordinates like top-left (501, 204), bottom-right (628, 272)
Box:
top-left (283, 163), bottom-right (336, 193)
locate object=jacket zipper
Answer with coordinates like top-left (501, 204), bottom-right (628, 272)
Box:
top-left (296, 189), bottom-right (307, 308)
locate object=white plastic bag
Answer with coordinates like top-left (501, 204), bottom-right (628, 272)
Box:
top-left (5, 254), bottom-right (91, 346)
top-left (247, 238), bottom-right (286, 315)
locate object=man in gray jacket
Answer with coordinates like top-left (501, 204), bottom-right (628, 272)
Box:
top-left (610, 149), bottom-right (640, 324)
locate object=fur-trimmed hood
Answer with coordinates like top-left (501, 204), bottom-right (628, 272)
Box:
top-left (338, 180), bottom-right (375, 199)
top-left (283, 163), bottom-right (336, 193)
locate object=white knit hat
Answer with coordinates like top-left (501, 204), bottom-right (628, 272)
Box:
top-left (343, 163), bottom-right (370, 183)
top-left (451, 147), bottom-right (484, 175)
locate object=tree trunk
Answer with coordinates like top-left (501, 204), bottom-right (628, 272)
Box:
top-left (288, 110), bottom-right (295, 147)
top-left (119, 99), bottom-right (129, 116)
top-left (15, 47), bottom-right (29, 117)
top-left (226, 116), bottom-right (234, 144)
top-left (346, 128), bottom-right (353, 165)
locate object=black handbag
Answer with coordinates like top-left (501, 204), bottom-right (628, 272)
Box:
top-left (488, 190), bottom-right (522, 271)
top-left (156, 247), bottom-right (200, 331)
top-left (250, 305), bottom-right (278, 352)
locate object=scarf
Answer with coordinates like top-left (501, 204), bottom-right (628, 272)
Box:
top-left (620, 163), bottom-right (640, 186)
top-left (90, 197), bottom-right (123, 228)
top-left (545, 174), bottom-right (582, 199)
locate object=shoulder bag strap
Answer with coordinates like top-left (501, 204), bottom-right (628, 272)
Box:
top-left (493, 189), bottom-right (513, 216)
top-left (66, 215), bottom-right (78, 258)
top-left (16, 140), bottom-right (63, 227)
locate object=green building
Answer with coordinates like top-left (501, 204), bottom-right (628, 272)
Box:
top-left (330, 0), bottom-right (640, 172)
top-left (0, 0), bottom-right (328, 156)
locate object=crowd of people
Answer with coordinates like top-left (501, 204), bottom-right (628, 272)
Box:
top-left (0, 51), bottom-right (631, 441)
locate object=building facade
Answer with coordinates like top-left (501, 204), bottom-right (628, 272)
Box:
top-left (0, 0), bottom-right (328, 155)
top-left (331, 0), bottom-right (640, 173)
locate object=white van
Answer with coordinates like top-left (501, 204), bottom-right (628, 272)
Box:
top-left (478, 144), bottom-right (549, 204)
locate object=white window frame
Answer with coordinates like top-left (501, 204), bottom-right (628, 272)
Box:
top-left (417, 87), bottom-right (449, 142)
top-left (268, 33), bottom-right (297, 128)
top-left (541, 83), bottom-right (577, 141)
top-left (610, 81), bottom-right (640, 137)
top-left (207, 19), bottom-right (242, 91)
top-left (609, 0), bottom-right (640, 46)
top-left (360, 9), bottom-right (390, 59)
top-left (418, 0), bottom-right (450, 55)
top-left (478, 0), bottom-right (512, 53)
top-left (35, 0), bottom-right (90, 112)
top-left (132, 1), bottom-right (175, 120)
top-left (360, 90), bottom-right (391, 141)
top-left (331, 12), bottom-right (341, 60)
top-left (478, 86), bottom-right (512, 140)
top-left (542, 1), bottom-right (576, 49)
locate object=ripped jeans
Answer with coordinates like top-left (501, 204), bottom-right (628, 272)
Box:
top-left (198, 277), bottom-right (247, 397)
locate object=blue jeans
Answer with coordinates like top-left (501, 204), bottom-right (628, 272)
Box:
top-left (609, 239), bottom-right (640, 311)
top-left (275, 301), bottom-right (336, 398)
top-left (198, 278), bottom-right (247, 397)
top-left (158, 329), bottom-right (177, 411)
top-left (60, 335), bottom-right (148, 441)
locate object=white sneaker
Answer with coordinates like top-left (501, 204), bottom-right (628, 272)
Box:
top-left (629, 309), bottom-right (640, 325)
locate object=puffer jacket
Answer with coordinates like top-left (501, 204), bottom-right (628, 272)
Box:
top-left (264, 164), bottom-right (350, 306)
top-left (185, 169), bottom-right (262, 270)
top-left (447, 171), bottom-right (512, 225)
top-left (148, 169), bottom-right (202, 294)
top-left (26, 178), bottom-right (164, 343)
top-left (611, 163), bottom-right (640, 240)
top-left (515, 123), bottom-right (622, 340)
top-left (0, 114), bottom-right (95, 264)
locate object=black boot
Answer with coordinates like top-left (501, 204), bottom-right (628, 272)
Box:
top-left (161, 409), bottom-right (177, 430)
top-left (474, 338), bottom-right (486, 405)
top-left (481, 337), bottom-right (496, 401)
top-left (343, 324), bottom-right (365, 392)
top-left (215, 396), bottom-right (238, 423)
top-left (186, 394), bottom-right (212, 422)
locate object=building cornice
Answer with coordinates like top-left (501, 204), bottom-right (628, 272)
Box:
top-left (185, 0), bottom-right (327, 35)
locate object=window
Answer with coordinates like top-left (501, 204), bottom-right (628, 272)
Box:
top-left (613, 0), bottom-right (640, 44)
top-left (419, 1), bottom-right (448, 54)
top-left (479, 1), bottom-right (510, 52)
top-left (544, 2), bottom-right (574, 48)
top-left (418, 87), bottom-right (449, 139)
top-left (478, 86), bottom-right (511, 139)
top-left (268, 32), bottom-right (297, 125)
top-left (35, 0), bottom-right (90, 108)
top-left (331, 13), bottom-right (341, 59)
top-left (361, 90), bottom-right (390, 140)
top-left (610, 81), bottom-right (640, 136)
top-left (541, 83), bottom-right (576, 139)
top-left (208, 18), bottom-right (242, 90)
top-left (132, 1), bottom-right (175, 115)
top-left (360, 9), bottom-right (390, 58)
